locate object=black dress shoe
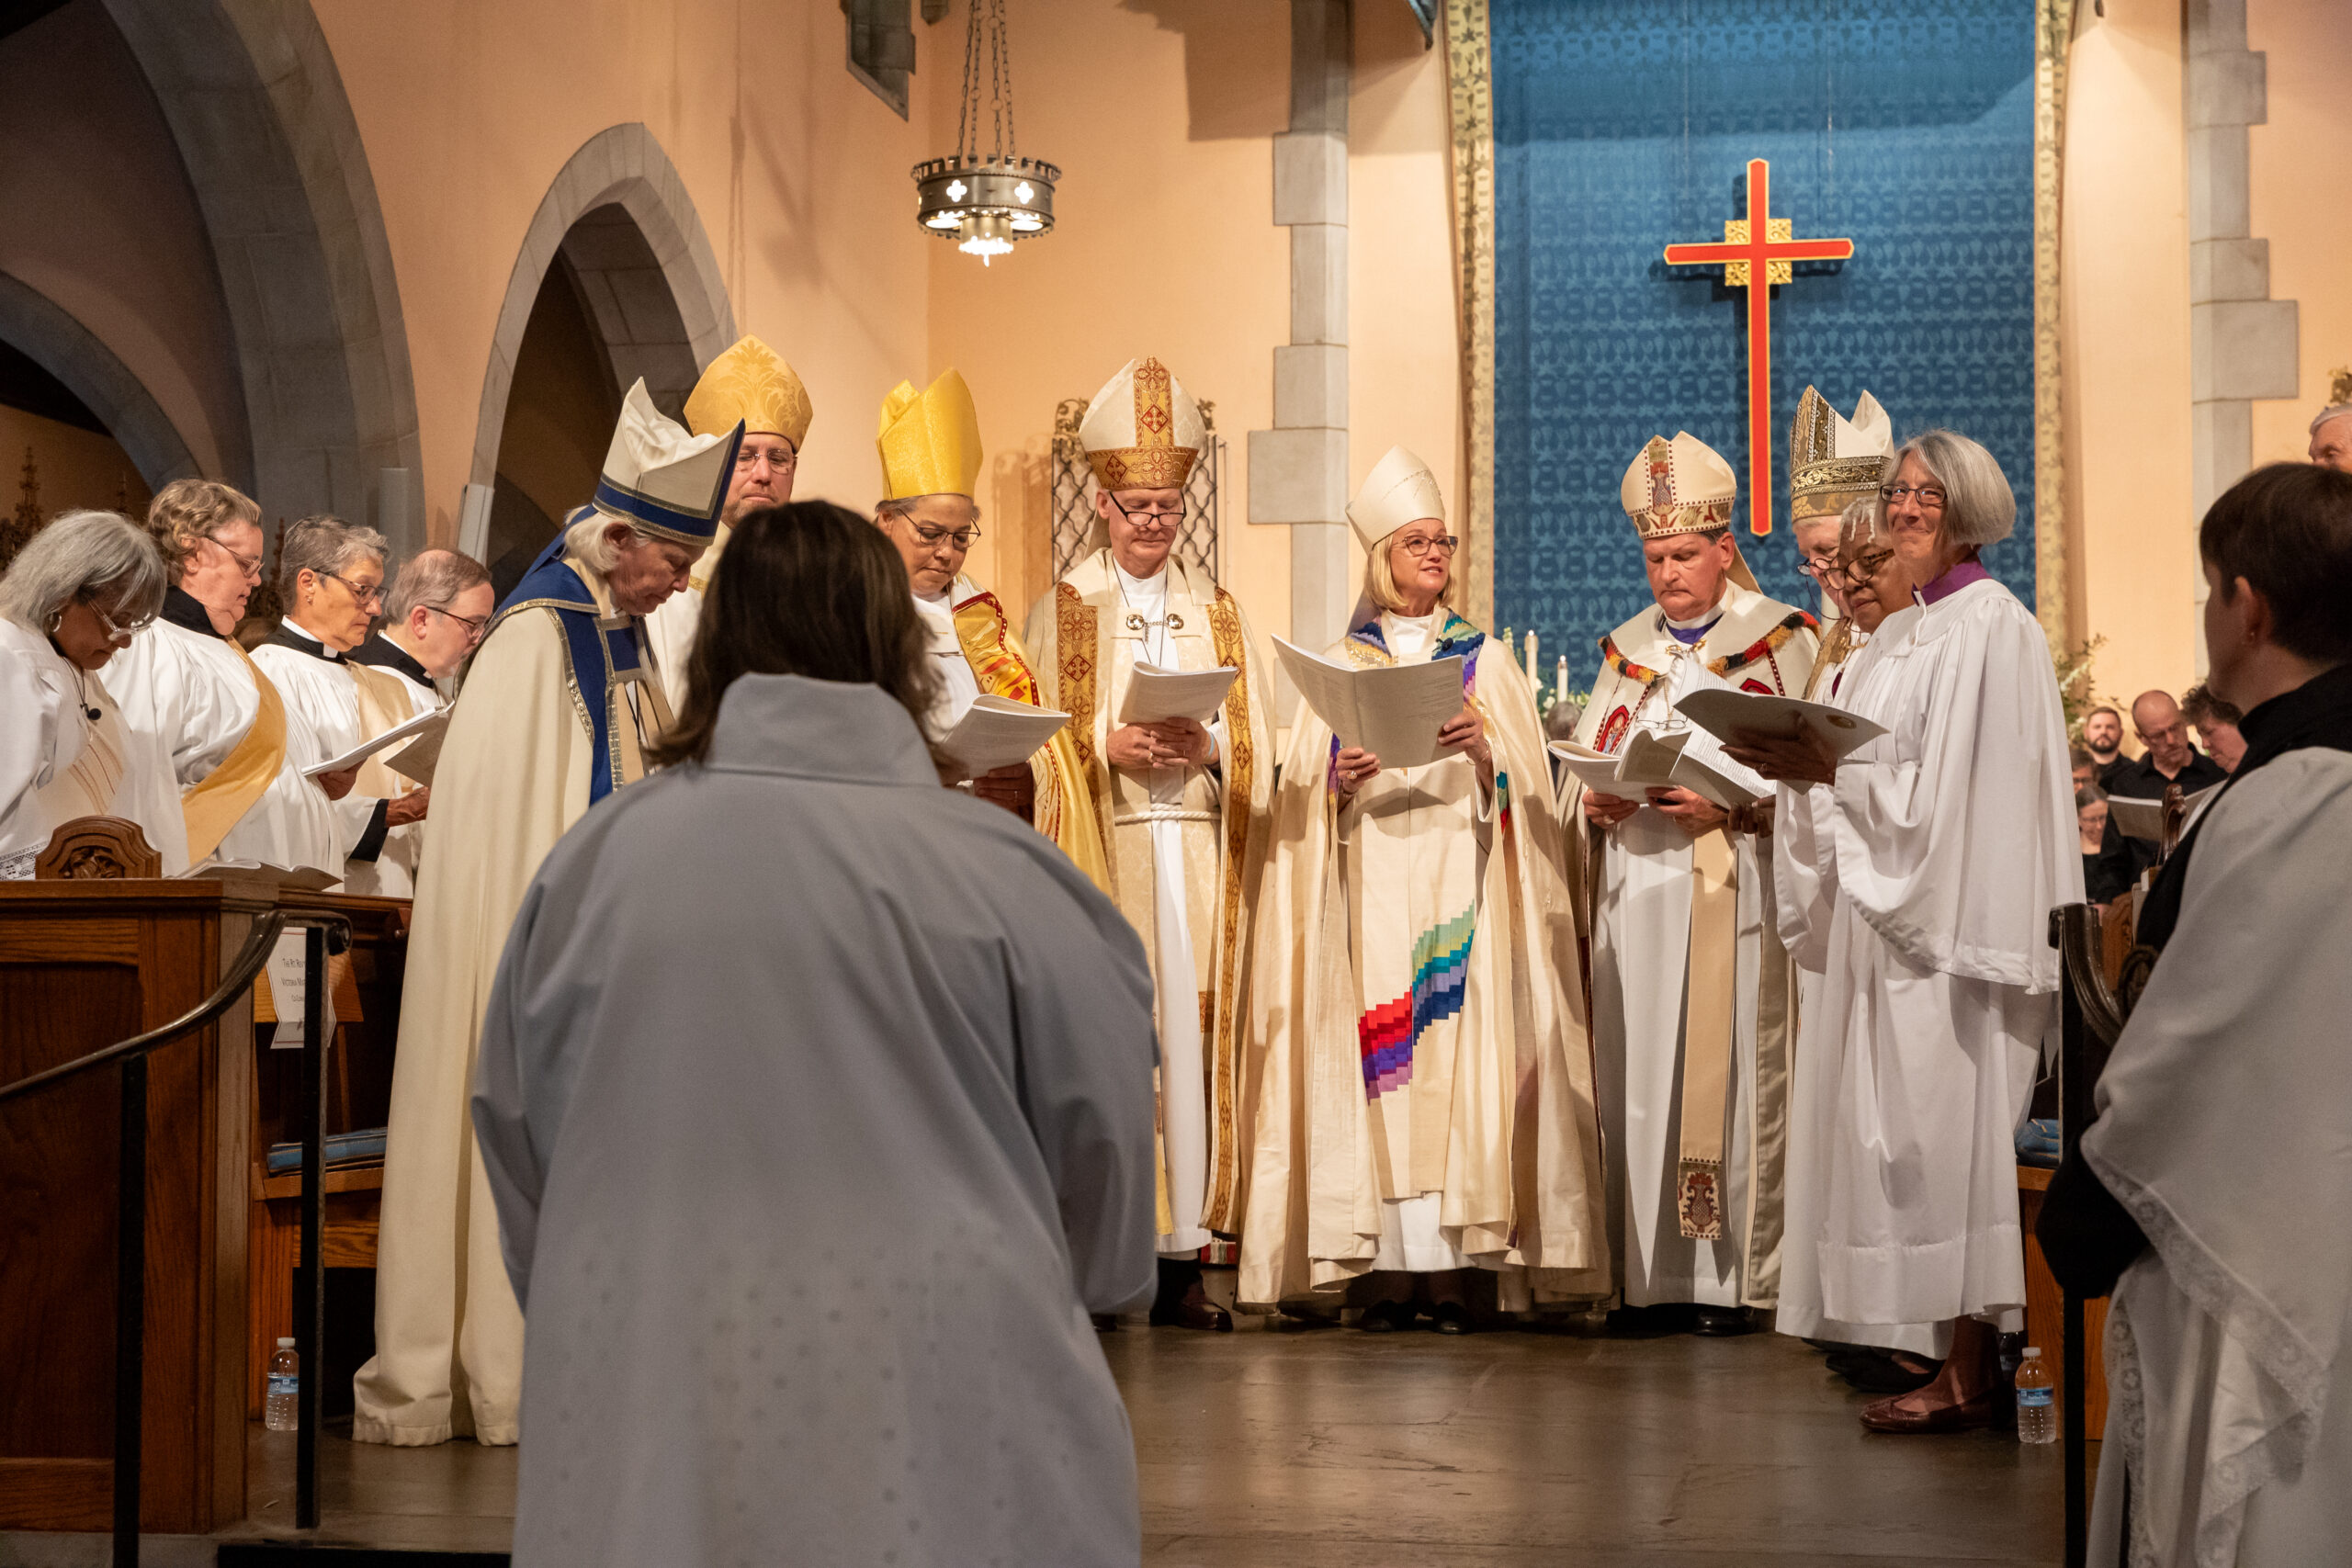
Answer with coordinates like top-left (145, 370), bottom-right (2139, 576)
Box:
top-left (1827, 1348), bottom-right (1939, 1394)
top-left (1689, 1305), bottom-right (1756, 1337)
top-left (1355, 1300), bottom-right (1417, 1333)
top-left (1429, 1302), bottom-right (1473, 1336)
top-left (1604, 1303), bottom-right (1692, 1337)
top-left (1148, 1297), bottom-right (1233, 1332)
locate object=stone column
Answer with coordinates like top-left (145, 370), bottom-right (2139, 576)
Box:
top-left (1249, 0), bottom-right (1351, 713)
top-left (2184, 0), bottom-right (2297, 671)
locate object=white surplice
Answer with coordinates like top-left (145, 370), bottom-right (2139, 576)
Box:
top-left (252, 622), bottom-right (401, 890)
top-left (1777, 577), bottom-right (2079, 1348)
top-left (101, 615), bottom-right (341, 874)
top-left (0, 618), bottom-right (85, 874)
top-left (471, 674), bottom-right (1158, 1568)
top-left (2083, 743), bottom-right (2352, 1568)
top-left (912, 587), bottom-right (982, 736)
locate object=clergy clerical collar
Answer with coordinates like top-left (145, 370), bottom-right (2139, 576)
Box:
top-left (266, 617), bottom-right (343, 663)
top-left (1916, 558), bottom-right (1993, 605)
top-left (347, 631), bottom-right (432, 686)
top-left (1658, 606), bottom-right (1724, 648)
top-left (162, 584), bottom-right (223, 638)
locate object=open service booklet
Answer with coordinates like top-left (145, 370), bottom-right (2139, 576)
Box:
top-left (2109, 784), bottom-right (2222, 844)
top-left (1671, 686), bottom-right (1888, 759)
top-left (934, 695), bottom-right (1070, 780)
top-left (1551, 723), bottom-right (1770, 812)
top-left (1116, 662), bottom-right (1237, 725)
top-left (1272, 637), bottom-right (1464, 771)
top-left (176, 858), bottom-right (341, 890)
top-left (300, 706), bottom-right (448, 779)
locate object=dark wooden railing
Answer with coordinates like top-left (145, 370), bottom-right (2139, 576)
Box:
top-left (0, 908), bottom-right (353, 1567)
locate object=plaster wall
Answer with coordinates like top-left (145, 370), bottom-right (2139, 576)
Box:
top-left (309, 0), bottom-right (941, 547)
top-left (2246, 0), bottom-right (2352, 466)
top-left (0, 406), bottom-right (153, 521)
top-left (2059, 0), bottom-right (2199, 711)
top-left (0, 3), bottom-right (243, 484)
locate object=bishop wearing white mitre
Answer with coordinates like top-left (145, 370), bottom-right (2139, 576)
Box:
top-left (641, 334), bottom-right (813, 708)
top-left (1240, 446), bottom-right (1608, 1323)
top-left (103, 479), bottom-right (344, 875)
top-left (1565, 432), bottom-right (1817, 1334)
top-left (1022, 357), bottom-right (1273, 1331)
top-left (355, 382), bottom-right (741, 1445)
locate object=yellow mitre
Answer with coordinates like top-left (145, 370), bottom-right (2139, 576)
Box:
top-left (1346, 445), bottom-right (1445, 548)
top-left (684, 335), bottom-right (813, 447)
top-left (1788, 386), bottom-right (1893, 524)
top-left (876, 368), bottom-right (983, 502)
top-left (1080, 356), bottom-right (1204, 491)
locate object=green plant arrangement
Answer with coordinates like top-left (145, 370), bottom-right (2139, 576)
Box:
top-left (2051, 634), bottom-right (2107, 744)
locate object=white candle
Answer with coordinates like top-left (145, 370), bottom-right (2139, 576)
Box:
top-left (1555, 654), bottom-right (1568, 704)
top-left (1524, 629), bottom-right (1538, 676)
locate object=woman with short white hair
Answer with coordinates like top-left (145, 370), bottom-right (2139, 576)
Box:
top-left (0, 511), bottom-right (169, 875)
top-left (1729, 429), bottom-right (2082, 1431)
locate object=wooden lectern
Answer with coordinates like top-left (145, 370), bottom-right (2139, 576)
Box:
top-left (0, 869), bottom-right (406, 1536)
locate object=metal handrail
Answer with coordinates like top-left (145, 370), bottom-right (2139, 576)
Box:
top-left (0, 906), bottom-right (353, 1567)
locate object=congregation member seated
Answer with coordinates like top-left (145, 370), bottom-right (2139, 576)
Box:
top-left (2179, 681), bottom-right (2245, 773)
top-left (0, 511), bottom-right (169, 874)
top-left (2040, 462), bottom-right (2352, 1566)
top-left (1240, 446), bottom-right (1605, 1331)
top-left (1728, 429), bottom-right (2081, 1432)
top-left (2077, 784), bottom-right (2131, 908)
top-left (2070, 747), bottom-right (2097, 795)
top-left (2083, 703), bottom-right (2126, 784)
top-left (2088, 688), bottom-right (2231, 890)
top-left (471, 500), bottom-right (1159, 1567)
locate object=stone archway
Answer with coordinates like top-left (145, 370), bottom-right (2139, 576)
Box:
top-left (99, 0), bottom-right (424, 553)
top-left (0, 271), bottom-right (198, 490)
top-left (469, 124), bottom-right (738, 494)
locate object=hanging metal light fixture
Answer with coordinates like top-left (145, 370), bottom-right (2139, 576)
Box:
top-left (912, 0), bottom-right (1056, 266)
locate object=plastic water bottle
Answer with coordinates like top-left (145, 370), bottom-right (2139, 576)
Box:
top-left (265, 1337), bottom-right (300, 1432)
top-left (2015, 1346), bottom-right (2056, 1444)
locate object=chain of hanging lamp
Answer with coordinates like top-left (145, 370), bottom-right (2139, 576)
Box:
top-left (913, 0), bottom-right (1057, 264)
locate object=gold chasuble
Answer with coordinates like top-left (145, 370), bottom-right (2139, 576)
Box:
top-left (1238, 615), bottom-right (1609, 1306)
top-left (1022, 550), bottom-right (1273, 1239)
top-left (949, 584), bottom-right (1111, 892)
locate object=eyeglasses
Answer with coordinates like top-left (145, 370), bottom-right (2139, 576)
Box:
top-left (1396, 535), bottom-right (1460, 558)
top-left (319, 570), bottom-right (384, 610)
top-left (1108, 494), bottom-right (1185, 530)
top-left (88, 598), bottom-right (154, 645)
top-left (1796, 554), bottom-right (1838, 581)
top-left (735, 444), bottom-right (797, 473)
top-left (1879, 482), bottom-right (1947, 510)
top-left (911, 524), bottom-right (981, 550)
top-left (208, 535), bottom-right (264, 581)
top-left (424, 603), bottom-right (490, 641)
top-left (1838, 547), bottom-right (1897, 586)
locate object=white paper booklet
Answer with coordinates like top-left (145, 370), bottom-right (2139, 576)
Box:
top-left (1117, 662), bottom-right (1238, 725)
top-left (383, 722), bottom-right (448, 787)
top-left (301, 707), bottom-right (448, 777)
top-left (1672, 686), bottom-right (1889, 760)
top-left (1550, 723), bottom-right (1767, 811)
top-left (2109, 784), bottom-right (2222, 843)
top-left (935, 695), bottom-right (1069, 780)
top-left (1272, 637), bottom-right (1465, 770)
top-left (178, 858), bottom-right (342, 891)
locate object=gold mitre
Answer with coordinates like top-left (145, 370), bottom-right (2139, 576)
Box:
top-left (684, 335), bottom-right (813, 447)
top-left (1789, 387), bottom-right (1893, 523)
top-left (1622, 431), bottom-right (1736, 540)
top-left (1347, 445), bottom-right (1445, 549)
top-left (1080, 356), bottom-right (1203, 491)
top-left (876, 368), bottom-right (983, 502)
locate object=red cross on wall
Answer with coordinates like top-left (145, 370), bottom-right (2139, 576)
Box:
top-left (1662, 158), bottom-right (1855, 536)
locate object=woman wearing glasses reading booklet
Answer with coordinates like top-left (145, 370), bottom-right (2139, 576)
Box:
top-left (1239, 446), bottom-right (1607, 1332)
top-left (1023, 357), bottom-right (1274, 1332)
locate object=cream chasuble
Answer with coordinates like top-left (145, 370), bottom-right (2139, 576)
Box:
top-left (1239, 611), bottom-right (1607, 1306)
top-left (1563, 581), bottom-right (1816, 1310)
top-left (356, 551), bottom-right (665, 1447)
top-left (1023, 549), bottom-right (1272, 1249)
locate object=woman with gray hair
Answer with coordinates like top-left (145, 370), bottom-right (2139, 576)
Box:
top-left (1726, 429), bottom-right (2083, 1432)
top-left (0, 511), bottom-right (169, 875)
top-left (250, 513), bottom-right (432, 895)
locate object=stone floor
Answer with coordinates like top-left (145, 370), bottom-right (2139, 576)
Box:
top-left (3, 1315), bottom-right (2066, 1565)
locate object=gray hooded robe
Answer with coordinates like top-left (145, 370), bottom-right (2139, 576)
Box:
top-left (472, 673), bottom-right (1159, 1566)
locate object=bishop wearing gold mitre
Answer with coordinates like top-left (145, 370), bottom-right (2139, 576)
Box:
top-left (643, 334), bottom-right (813, 706)
top-left (1787, 386), bottom-right (1894, 702)
top-left (1563, 431), bottom-right (1817, 1337)
top-left (1022, 357), bottom-right (1274, 1331)
top-left (1238, 446), bottom-right (1609, 1325)
top-left (356, 384), bottom-right (741, 1447)
top-left (871, 367), bottom-right (1110, 890)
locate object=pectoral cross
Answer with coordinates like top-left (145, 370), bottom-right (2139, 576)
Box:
top-left (1663, 158), bottom-right (1855, 536)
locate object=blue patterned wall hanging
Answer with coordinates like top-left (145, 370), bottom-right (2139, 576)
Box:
top-left (1488, 0), bottom-right (2038, 678)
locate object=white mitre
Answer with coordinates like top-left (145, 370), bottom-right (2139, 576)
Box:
top-left (592, 378), bottom-right (745, 546)
top-left (1078, 356), bottom-right (1205, 491)
top-left (1346, 445), bottom-right (1446, 548)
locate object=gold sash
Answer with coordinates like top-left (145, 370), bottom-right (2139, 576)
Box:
top-left (346, 659), bottom-right (422, 801)
top-left (181, 639), bottom-right (288, 864)
top-left (1676, 824), bottom-right (1739, 1240)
